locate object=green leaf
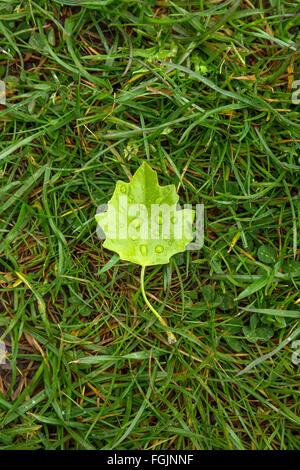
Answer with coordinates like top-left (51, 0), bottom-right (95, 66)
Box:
top-left (218, 294), bottom-right (235, 311)
top-left (262, 315), bottom-right (286, 329)
top-left (241, 306), bottom-right (300, 319)
top-left (236, 275), bottom-right (268, 301)
top-left (225, 337), bottom-right (243, 353)
top-left (250, 313), bottom-right (259, 331)
top-left (283, 260), bottom-right (300, 276)
top-left (224, 318), bottom-right (243, 352)
top-left (243, 324), bottom-right (274, 343)
top-left (254, 327), bottom-right (274, 342)
top-left (70, 351), bottom-right (159, 364)
top-left (201, 285), bottom-right (215, 305)
top-left (96, 162), bottom-right (195, 267)
top-left (29, 32), bottom-right (48, 52)
top-left (225, 317), bottom-right (243, 334)
top-left (97, 253), bottom-right (120, 275)
top-left (257, 245), bottom-right (277, 264)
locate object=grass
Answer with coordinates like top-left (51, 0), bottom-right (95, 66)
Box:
top-left (0, 0), bottom-right (300, 450)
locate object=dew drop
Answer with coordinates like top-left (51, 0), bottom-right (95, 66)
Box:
top-left (155, 245), bottom-right (163, 253)
top-left (140, 245), bottom-right (147, 256)
top-left (130, 235), bottom-right (138, 241)
top-left (171, 216), bottom-right (177, 223)
top-left (133, 218), bottom-right (142, 229)
top-left (120, 185), bottom-right (127, 193)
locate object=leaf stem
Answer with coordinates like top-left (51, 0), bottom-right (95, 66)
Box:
top-left (140, 266), bottom-right (176, 344)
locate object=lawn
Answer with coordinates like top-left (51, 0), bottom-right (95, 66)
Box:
top-left (0, 0), bottom-right (299, 450)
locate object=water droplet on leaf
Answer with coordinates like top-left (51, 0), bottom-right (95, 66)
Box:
top-left (140, 245), bottom-right (147, 256)
top-left (133, 218), bottom-right (142, 229)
